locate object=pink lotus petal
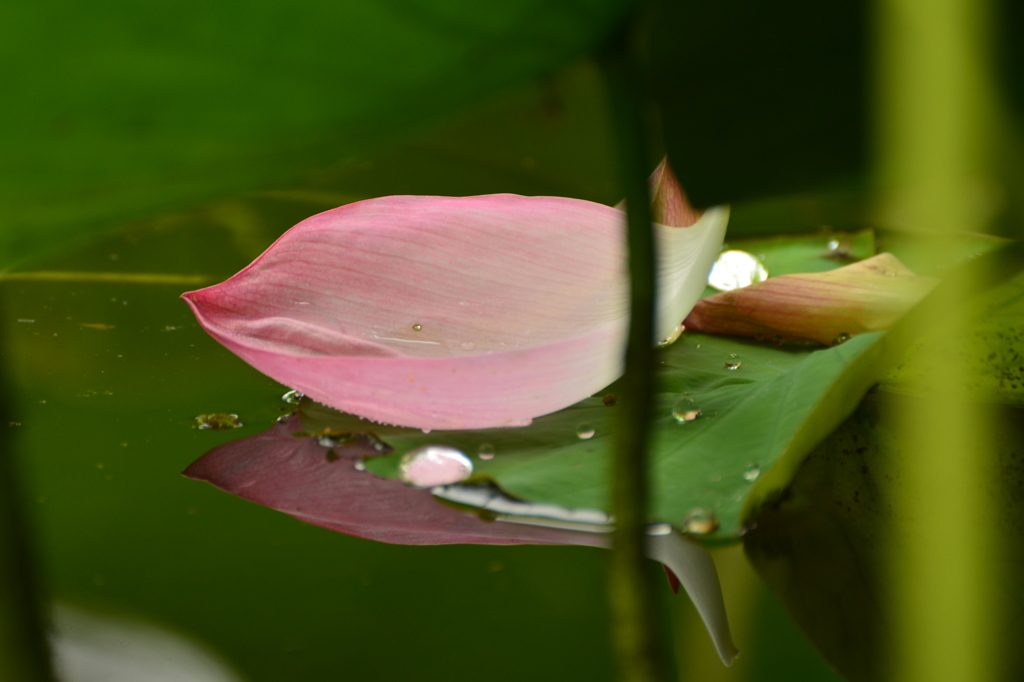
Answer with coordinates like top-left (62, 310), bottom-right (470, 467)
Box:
top-left (183, 193), bottom-right (726, 430)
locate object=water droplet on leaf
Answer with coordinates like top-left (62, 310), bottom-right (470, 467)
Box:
top-left (724, 353), bottom-right (742, 370)
top-left (683, 508), bottom-right (719, 535)
top-left (282, 389), bottom-right (304, 405)
top-left (478, 443), bottom-right (496, 460)
top-left (657, 323), bottom-right (685, 348)
top-left (832, 332), bottom-right (852, 345)
top-left (743, 463), bottom-right (761, 481)
top-left (398, 446), bottom-right (473, 487)
top-left (672, 396), bottom-right (701, 423)
top-left (576, 423), bottom-right (596, 440)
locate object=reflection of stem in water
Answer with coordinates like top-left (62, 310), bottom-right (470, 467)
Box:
top-left (206, 200), bottom-right (271, 261)
top-left (0, 271), bottom-right (213, 285)
top-left (0, 342), bottom-right (57, 681)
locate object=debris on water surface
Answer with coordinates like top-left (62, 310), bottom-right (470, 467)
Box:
top-left (195, 413), bottom-right (243, 430)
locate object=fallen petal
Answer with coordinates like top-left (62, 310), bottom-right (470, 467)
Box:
top-left (684, 253), bottom-right (937, 345)
top-left (184, 193), bottom-right (726, 430)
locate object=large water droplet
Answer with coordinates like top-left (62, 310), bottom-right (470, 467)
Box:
top-left (195, 413), bottom-right (242, 430)
top-left (672, 396), bottom-right (701, 423)
top-left (281, 389), bottom-right (304, 405)
top-left (478, 443), bottom-right (496, 460)
top-left (657, 323), bottom-right (685, 348)
top-left (683, 508), bottom-right (719, 535)
top-left (398, 446), bottom-right (473, 487)
top-left (708, 250), bottom-right (769, 291)
top-left (743, 463), bottom-right (761, 482)
top-left (724, 353), bottom-right (742, 370)
top-left (576, 423), bottom-right (596, 440)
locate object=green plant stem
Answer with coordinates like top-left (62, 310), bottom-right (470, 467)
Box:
top-left (603, 32), bottom-right (669, 682)
top-left (877, 0), bottom-right (998, 680)
top-left (0, 373), bottom-right (56, 681)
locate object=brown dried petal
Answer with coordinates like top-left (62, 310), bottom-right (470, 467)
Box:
top-left (684, 253), bottom-right (937, 345)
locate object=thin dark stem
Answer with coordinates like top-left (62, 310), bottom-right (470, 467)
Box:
top-left (602, 30), bottom-right (669, 682)
top-left (0, 352), bottom-right (56, 681)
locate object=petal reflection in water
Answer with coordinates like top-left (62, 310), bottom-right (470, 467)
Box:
top-left (184, 415), bottom-right (736, 665)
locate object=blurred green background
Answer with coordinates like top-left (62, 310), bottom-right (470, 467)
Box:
top-left (4, 0), bottom-right (1021, 680)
